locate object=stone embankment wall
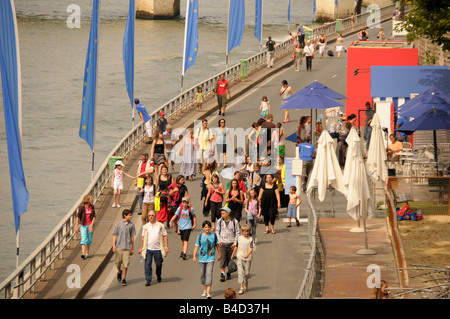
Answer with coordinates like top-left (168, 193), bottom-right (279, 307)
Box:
top-left (415, 36), bottom-right (450, 66)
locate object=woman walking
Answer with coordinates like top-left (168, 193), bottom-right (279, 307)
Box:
top-left (214, 119), bottom-right (231, 167)
top-left (179, 128), bottom-right (196, 181)
top-left (151, 130), bottom-right (167, 177)
top-left (304, 40), bottom-right (315, 71)
top-left (280, 80), bottom-right (294, 123)
top-left (316, 33), bottom-right (327, 58)
top-left (293, 43), bottom-right (303, 72)
top-left (76, 194), bottom-right (96, 259)
top-left (225, 179), bottom-right (245, 222)
top-left (258, 174), bottom-right (281, 234)
top-left (335, 34), bottom-right (346, 59)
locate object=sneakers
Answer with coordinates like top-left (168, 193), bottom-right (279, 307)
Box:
top-left (122, 279), bottom-right (127, 286)
top-left (81, 255), bottom-right (86, 260)
top-left (220, 273), bottom-right (226, 282)
top-left (117, 271), bottom-right (122, 282)
top-left (296, 219), bottom-right (300, 227)
top-left (239, 288), bottom-right (245, 295)
top-left (201, 290), bottom-right (207, 297)
top-left (145, 281), bottom-right (151, 287)
top-left (112, 203), bottom-right (116, 208)
top-left (207, 293), bottom-right (212, 299)
top-left (182, 253), bottom-right (187, 260)
top-left (226, 272), bottom-right (231, 280)
top-left (117, 204), bottom-right (121, 208)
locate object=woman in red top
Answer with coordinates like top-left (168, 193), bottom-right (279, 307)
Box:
top-left (215, 74), bottom-right (231, 116)
top-left (76, 194), bottom-right (96, 259)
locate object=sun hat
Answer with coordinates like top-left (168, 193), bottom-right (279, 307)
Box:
top-left (115, 160), bottom-right (125, 167)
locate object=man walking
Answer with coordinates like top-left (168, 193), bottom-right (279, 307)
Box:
top-left (298, 141), bottom-right (316, 193)
top-left (215, 74), bottom-right (231, 116)
top-left (364, 101), bottom-right (375, 152)
top-left (265, 36), bottom-right (277, 68)
top-left (134, 98), bottom-right (153, 144)
top-left (195, 118), bottom-right (215, 174)
top-left (138, 210), bottom-right (170, 286)
top-left (216, 207), bottom-right (240, 282)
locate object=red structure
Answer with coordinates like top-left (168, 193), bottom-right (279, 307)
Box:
top-left (345, 41), bottom-right (418, 127)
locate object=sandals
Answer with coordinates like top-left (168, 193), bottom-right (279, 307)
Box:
top-left (271, 230), bottom-right (276, 234)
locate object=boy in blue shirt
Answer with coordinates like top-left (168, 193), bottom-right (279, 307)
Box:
top-left (169, 197), bottom-right (197, 260)
top-left (298, 142), bottom-right (316, 192)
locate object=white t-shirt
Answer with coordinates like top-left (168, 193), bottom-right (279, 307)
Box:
top-left (236, 235), bottom-right (254, 261)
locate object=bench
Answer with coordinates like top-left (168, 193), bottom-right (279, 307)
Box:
top-left (428, 178), bottom-right (449, 205)
top-left (391, 189), bottom-right (413, 207)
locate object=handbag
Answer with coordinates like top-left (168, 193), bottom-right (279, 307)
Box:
top-left (228, 259), bottom-right (237, 273)
top-left (154, 192), bottom-right (161, 211)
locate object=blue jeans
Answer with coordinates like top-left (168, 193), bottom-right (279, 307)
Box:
top-left (364, 125), bottom-right (372, 151)
top-left (145, 249), bottom-right (163, 283)
top-left (200, 261), bottom-right (214, 286)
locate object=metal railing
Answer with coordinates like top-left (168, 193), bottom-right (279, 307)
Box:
top-left (296, 191), bottom-right (324, 299)
top-left (1, 4), bottom-right (397, 299)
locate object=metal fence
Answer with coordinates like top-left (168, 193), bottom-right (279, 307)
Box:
top-left (385, 176), bottom-right (450, 291)
top-left (0, 4), bottom-right (396, 299)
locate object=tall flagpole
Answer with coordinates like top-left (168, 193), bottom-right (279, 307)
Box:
top-left (226, 0), bottom-right (230, 70)
top-left (10, 0), bottom-right (22, 269)
top-left (181, 0), bottom-right (190, 94)
top-left (260, 0), bottom-right (263, 52)
top-left (92, 0), bottom-right (100, 181)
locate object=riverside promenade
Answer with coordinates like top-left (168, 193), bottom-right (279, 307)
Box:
top-left (24, 19), bottom-right (401, 300)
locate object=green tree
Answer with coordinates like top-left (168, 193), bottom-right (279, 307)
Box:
top-left (397, 0), bottom-right (450, 51)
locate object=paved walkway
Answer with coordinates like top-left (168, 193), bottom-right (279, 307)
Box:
top-left (24, 18), bottom-right (401, 299)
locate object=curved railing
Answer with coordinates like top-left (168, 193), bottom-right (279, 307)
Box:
top-left (1, 4), bottom-right (396, 299)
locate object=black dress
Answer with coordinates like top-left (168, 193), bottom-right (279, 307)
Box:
top-left (227, 190), bottom-right (243, 222)
top-left (260, 183), bottom-right (278, 226)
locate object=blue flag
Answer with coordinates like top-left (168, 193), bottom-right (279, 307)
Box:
top-left (313, 0), bottom-right (317, 20)
top-left (123, 0), bottom-right (135, 108)
top-left (182, 0), bottom-right (199, 75)
top-left (287, 0), bottom-right (291, 22)
top-left (227, 0), bottom-right (245, 53)
top-left (0, 0), bottom-right (29, 234)
top-left (79, 0), bottom-right (100, 150)
top-left (254, 0), bottom-right (262, 43)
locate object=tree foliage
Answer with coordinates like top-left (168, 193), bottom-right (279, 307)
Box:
top-left (399, 0), bottom-right (450, 51)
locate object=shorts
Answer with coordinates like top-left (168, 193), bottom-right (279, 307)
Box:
top-left (180, 229), bottom-right (192, 242)
top-left (220, 243), bottom-right (233, 269)
top-left (261, 109), bottom-right (268, 118)
top-left (216, 143), bottom-right (227, 155)
top-left (113, 181), bottom-right (123, 190)
top-left (115, 248), bottom-right (131, 269)
top-left (166, 150), bottom-right (175, 162)
top-left (287, 204), bottom-right (296, 218)
top-left (217, 94), bottom-right (228, 107)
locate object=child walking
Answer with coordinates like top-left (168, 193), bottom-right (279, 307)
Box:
top-left (111, 160), bottom-right (135, 208)
top-left (287, 186), bottom-right (301, 227)
top-left (139, 175), bottom-right (155, 224)
top-left (244, 188), bottom-right (260, 244)
top-left (259, 96), bottom-right (270, 119)
top-left (231, 224), bottom-right (254, 295)
top-left (169, 197), bottom-right (197, 260)
top-left (195, 87), bottom-right (204, 111)
top-left (193, 220), bottom-right (222, 299)
top-left (112, 209), bottom-right (136, 286)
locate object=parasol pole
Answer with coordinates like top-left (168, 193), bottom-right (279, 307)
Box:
top-left (356, 214), bottom-right (377, 255)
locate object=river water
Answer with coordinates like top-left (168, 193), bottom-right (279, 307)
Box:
top-left (0, 0), bottom-right (315, 282)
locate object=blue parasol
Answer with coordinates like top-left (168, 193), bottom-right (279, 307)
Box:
top-left (396, 107), bottom-right (450, 162)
